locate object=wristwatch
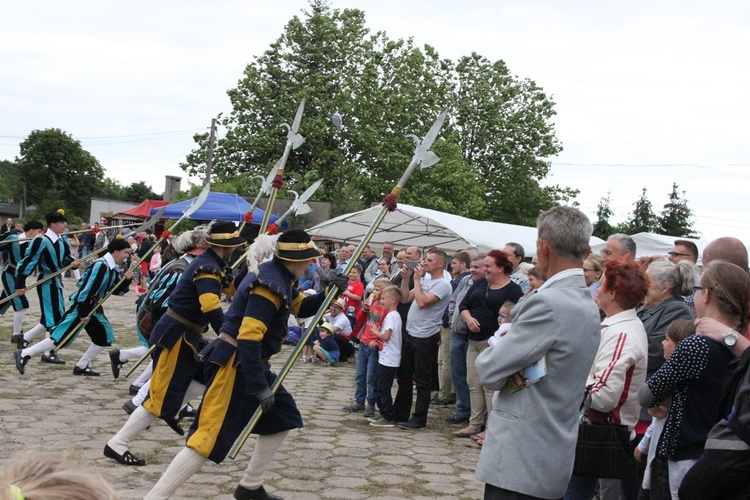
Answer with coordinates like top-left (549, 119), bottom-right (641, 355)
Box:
top-left (723, 329), bottom-right (740, 348)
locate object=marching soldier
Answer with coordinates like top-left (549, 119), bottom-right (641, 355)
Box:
top-left (1, 220), bottom-right (43, 341)
top-left (13, 210), bottom-right (80, 364)
top-left (104, 221), bottom-right (245, 466)
top-left (13, 237), bottom-right (133, 375)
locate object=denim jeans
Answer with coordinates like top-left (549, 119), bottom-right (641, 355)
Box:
top-left (450, 332), bottom-right (470, 419)
top-left (563, 475), bottom-right (597, 500)
top-left (354, 343), bottom-right (379, 406)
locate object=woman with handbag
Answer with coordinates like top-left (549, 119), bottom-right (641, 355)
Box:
top-left (565, 257), bottom-right (649, 500)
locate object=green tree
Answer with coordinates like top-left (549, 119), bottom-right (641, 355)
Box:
top-left (123, 181), bottom-right (159, 202)
top-left (592, 193), bottom-right (615, 239)
top-left (16, 128), bottom-right (105, 218)
top-left (0, 160), bottom-right (23, 204)
top-left (180, 1), bottom-right (568, 224)
top-left (657, 183), bottom-right (698, 237)
top-left (623, 187), bottom-right (657, 234)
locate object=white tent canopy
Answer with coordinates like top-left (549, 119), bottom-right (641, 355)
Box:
top-left (591, 232), bottom-right (713, 263)
top-left (307, 204), bottom-right (604, 255)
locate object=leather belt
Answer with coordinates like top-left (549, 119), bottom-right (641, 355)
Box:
top-left (218, 332), bottom-right (237, 347)
top-left (166, 308), bottom-right (204, 332)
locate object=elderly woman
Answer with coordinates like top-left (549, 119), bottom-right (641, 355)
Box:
top-left (454, 250), bottom-right (523, 439)
top-left (640, 261), bottom-right (747, 499)
top-left (565, 257), bottom-right (649, 500)
top-left (637, 261), bottom-right (695, 409)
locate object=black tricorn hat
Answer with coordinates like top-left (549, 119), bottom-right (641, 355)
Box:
top-left (45, 209), bottom-right (67, 224)
top-left (274, 229), bottom-right (320, 262)
top-left (205, 221), bottom-right (246, 247)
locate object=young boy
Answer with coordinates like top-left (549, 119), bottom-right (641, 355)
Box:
top-left (343, 277), bottom-right (390, 416)
top-left (312, 322), bottom-right (340, 366)
top-left (368, 285), bottom-right (403, 427)
top-left (342, 265), bottom-right (364, 328)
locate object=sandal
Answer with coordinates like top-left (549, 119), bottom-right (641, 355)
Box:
top-left (104, 444), bottom-right (146, 466)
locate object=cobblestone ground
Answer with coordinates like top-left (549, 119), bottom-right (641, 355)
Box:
top-left (0, 278), bottom-right (484, 499)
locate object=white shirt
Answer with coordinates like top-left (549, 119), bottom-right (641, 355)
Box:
top-left (379, 311), bottom-right (402, 368)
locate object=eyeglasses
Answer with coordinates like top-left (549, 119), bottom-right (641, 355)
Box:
top-left (667, 252), bottom-right (691, 258)
top-left (691, 285), bottom-right (704, 295)
top-left (582, 268), bottom-right (594, 272)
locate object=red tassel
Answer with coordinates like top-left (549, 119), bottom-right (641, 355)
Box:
top-left (271, 175), bottom-right (284, 190)
top-left (381, 194), bottom-right (398, 212)
top-left (161, 230), bottom-right (171, 239)
top-left (243, 212), bottom-right (253, 223)
top-left (267, 223), bottom-right (278, 235)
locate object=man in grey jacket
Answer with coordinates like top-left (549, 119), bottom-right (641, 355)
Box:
top-left (475, 206), bottom-right (601, 499)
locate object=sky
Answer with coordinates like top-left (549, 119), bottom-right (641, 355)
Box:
top-left (2, 0), bottom-right (749, 244)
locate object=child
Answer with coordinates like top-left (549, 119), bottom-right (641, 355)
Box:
top-left (343, 265), bottom-right (364, 328)
top-left (635, 319), bottom-right (695, 498)
top-left (343, 277), bottom-right (390, 416)
top-left (368, 285), bottom-right (403, 427)
top-left (312, 322), bottom-right (340, 366)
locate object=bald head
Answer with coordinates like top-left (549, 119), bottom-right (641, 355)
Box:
top-left (703, 237), bottom-right (749, 271)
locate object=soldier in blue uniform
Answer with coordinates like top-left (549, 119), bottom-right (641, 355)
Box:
top-left (0, 220), bottom-right (43, 340)
top-left (13, 237), bottom-right (133, 375)
top-left (105, 221), bottom-right (245, 467)
top-left (13, 210), bottom-right (80, 364)
top-left (145, 229), bottom-right (347, 500)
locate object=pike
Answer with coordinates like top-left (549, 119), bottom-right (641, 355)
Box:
top-left (229, 178), bottom-right (323, 271)
top-left (7, 223), bottom-right (143, 243)
top-left (257, 98), bottom-right (306, 234)
top-left (121, 123), bottom-right (216, 373)
top-left (0, 208), bottom-right (166, 308)
top-left (54, 187), bottom-right (210, 354)
top-left (236, 170), bottom-right (277, 237)
top-left (228, 110), bottom-right (448, 459)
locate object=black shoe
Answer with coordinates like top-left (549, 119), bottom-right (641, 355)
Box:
top-left (234, 484), bottom-right (283, 500)
top-left (178, 403), bottom-right (196, 420)
top-left (109, 348), bottom-right (125, 379)
top-left (13, 350), bottom-right (30, 375)
top-left (73, 364), bottom-right (100, 376)
top-left (122, 400), bottom-right (137, 415)
top-left (430, 396), bottom-right (448, 407)
top-left (164, 417), bottom-right (184, 436)
top-left (11, 333), bottom-right (27, 349)
top-left (444, 414), bottom-right (470, 424)
top-left (399, 420), bottom-right (426, 430)
top-left (103, 444), bottom-right (146, 466)
top-left (129, 384), bottom-right (141, 396)
top-left (41, 352), bottom-right (66, 365)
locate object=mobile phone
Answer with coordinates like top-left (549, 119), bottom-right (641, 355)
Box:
top-left (406, 260), bottom-right (418, 270)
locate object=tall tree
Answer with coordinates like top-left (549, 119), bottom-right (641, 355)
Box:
top-left (623, 187), bottom-right (657, 234)
top-left (16, 128), bottom-right (105, 218)
top-left (123, 181), bottom-right (159, 202)
top-left (180, 1), bottom-right (568, 224)
top-left (0, 160), bottom-right (23, 204)
top-left (657, 183), bottom-right (697, 237)
top-left (592, 193), bottom-right (615, 239)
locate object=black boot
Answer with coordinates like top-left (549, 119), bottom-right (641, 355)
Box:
top-left (234, 485), bottom-right (283, 500)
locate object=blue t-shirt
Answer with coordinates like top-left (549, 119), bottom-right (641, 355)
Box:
top-left (319, 335), bottom-right (340, 361)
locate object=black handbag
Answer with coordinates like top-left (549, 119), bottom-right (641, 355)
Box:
top-left (572, 392), bottom-right (633, 479)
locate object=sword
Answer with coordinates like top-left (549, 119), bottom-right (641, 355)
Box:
top-left (0, 208), bottom-right (166, 307)
top-left (228, 110), bottom-right (448, 459)
top-left (257, 98), bottom-right (306, 234)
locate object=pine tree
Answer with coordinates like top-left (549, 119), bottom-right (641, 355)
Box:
top-left (657, 183), bottom-right (698, 237)
top-left (592, 193), bottom-right (614, 239)
top-left (624, 187), bottom-right (657, 234)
